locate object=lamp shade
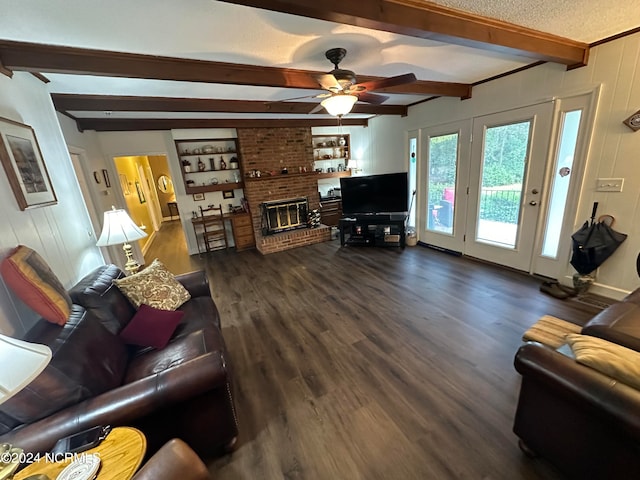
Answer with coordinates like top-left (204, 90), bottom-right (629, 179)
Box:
top-left (96, 206), bottom-right (147, 247)
top-left (321, 94), bottom-right (358, 117)
top-left (0, 334), bottom-right (51, 404)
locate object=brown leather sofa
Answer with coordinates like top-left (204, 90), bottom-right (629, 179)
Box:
top-left (513, 289), bottom-right (640, 479)
top-left (0, 265), bottom-right (238, 459)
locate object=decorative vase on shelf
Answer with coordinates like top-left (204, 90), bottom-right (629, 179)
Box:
top-left (338, 137), bottom-right (346, 147)
top-left (197, 158), bottom-right (205, 171)
top-left (209, 157), bottom-right (216, 170)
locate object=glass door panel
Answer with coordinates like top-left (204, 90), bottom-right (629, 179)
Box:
top-left (476, 121), bottom-right (531, 248)
top-left (408, 133), bottom-right (418, 230)
top-left (541, 110), bottom-right (582, 257)
top-left (427, 133), bottom-right (458, 235)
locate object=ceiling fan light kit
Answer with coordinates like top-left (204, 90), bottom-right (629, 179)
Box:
top-left (306, 48), bottom-right (417, 117)
top-left (321, 94), bottom-right (358, 117)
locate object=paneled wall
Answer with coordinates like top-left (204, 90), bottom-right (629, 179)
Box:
top-left (368, 31), bottom-right (640, 298)
top-left (0, 73), bottom-right (104, 336)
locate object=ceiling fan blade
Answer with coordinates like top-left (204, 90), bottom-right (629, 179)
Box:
top-left (314, 73), bottom-right (342, 92)
top-left (356, 91), bottom-right (389, 105)
top-left (266, 94), bottom-right (315, 103)
top-left (309, 103), bottom-right (325, 114)
top-left (353, 73), bottom-right (417, 92)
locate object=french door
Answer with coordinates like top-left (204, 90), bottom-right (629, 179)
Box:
top-left (419, 103), bottom-right (553, 271)
top-left (465, 104), bottom-right (553, 270)
top-left (419, 121), bottom-right (471, 252)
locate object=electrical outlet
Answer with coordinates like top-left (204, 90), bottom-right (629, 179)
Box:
top-left (596, 178), bottom-right (624, 192)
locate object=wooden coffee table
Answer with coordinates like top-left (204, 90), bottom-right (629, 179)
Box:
top-left (14, 427), bottom-right (146, 480)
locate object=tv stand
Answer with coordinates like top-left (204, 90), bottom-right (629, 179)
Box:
top-left (339, 215), bottom-right (406, 248)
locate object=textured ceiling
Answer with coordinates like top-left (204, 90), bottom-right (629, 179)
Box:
top-left (430, 0), bottom-right (640, 43)
top-left (0, 0), bottom-right (638, 126)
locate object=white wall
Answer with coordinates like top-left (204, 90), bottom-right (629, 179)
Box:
top-left (0, 73), bottom-right (104, 336)
top-left (368, 31), bottom-right (640, 297)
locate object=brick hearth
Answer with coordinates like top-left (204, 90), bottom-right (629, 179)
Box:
top-left (237, 127), bottom-right (330, 254)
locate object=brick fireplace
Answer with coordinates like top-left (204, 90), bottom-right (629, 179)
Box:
top-left (237, 127), bottom-right (331, 254)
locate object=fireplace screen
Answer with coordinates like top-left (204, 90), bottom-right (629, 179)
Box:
top-left (261, 197), bottom-right (308, 235)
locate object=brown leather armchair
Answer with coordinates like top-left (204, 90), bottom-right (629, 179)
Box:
top-left (133, 439), bottom-right (211, 480)
top-left (513, 287), bottom-right (640, 479)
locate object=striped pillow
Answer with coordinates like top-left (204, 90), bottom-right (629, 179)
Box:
top-left (0, 245), bottom-right (71, 325)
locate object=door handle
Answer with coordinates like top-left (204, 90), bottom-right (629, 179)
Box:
top-left (529, 201), bottom-right (538, 206)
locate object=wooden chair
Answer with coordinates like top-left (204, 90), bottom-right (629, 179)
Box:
top-left (198, 205), bottom-right (228, 253)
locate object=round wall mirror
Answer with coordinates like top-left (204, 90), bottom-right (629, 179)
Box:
top-left (157, 175), bottom-right (173, 194)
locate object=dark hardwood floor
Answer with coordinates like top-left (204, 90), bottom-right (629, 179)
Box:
top-left (146, 221), bottom-right (602, 479)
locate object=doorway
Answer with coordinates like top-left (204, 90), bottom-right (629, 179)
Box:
top-left (464, 104), bottom-right (553, 270)
top-left (417, 93), bottom-right (597, 276)
top-left (113, 155), bottom-right (184, 255)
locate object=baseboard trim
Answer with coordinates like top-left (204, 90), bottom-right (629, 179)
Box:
top-left (559, 275), bottom-right (631, 301)
top-left (141, 230), bottom-right (156, 256)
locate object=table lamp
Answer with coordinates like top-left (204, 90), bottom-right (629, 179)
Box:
top-left (0, 334), bottom-right (51, 404)
top-left (0, 334), bottom-right (51, 479)
top-left (96, 206), bottom-right (148, 275)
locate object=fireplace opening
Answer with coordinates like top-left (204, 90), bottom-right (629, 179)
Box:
top-left (261, 197), bottom-right (308, 235)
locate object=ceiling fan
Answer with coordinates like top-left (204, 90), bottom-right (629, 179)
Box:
top-left (283, 48), bottom-right (417, 116)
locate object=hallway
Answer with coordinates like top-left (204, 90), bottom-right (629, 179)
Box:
top-left (143, 220), bottom-right (204, 274)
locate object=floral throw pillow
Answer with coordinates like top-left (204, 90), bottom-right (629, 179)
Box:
top-left (113, 259), bottom-right (190, 311)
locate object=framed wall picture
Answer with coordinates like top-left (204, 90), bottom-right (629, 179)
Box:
top-left (222, 190), bottom-right (235, 199)
top-left (193, 193), bottom-right (205, 201)
top-left (0, 116), bottom-right (57, 210)
top-left (102, 169), bottom-right (111, 187)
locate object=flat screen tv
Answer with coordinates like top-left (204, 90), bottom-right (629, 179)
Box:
top-left (340, 172), bottom-right (408, 215)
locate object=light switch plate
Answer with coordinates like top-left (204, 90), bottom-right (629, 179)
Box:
top-left (596, 178), bottom-right (624, 192)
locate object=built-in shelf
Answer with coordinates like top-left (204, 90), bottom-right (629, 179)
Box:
top-left (175, 137), bottom-right (243, 194)
top-left (244, 170), bottom-right (352, 182)
top-left (317, 170), bottom-right (351, 179)
top-left (312, 134), bottom-right (350, 180)
top-left (184, 168), bottom-right (240, 174)
top-left (180, 151), bottom-right (237, 158)
top-left (184, 181), bottom-right (244, 194)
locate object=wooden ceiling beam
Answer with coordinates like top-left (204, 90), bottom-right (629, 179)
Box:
top-left (0, 40), bottom-right (471, 98)
top-left (76, 117), bottom-right (369, 132)
top-left (220, 0), bottom-right (589, 67)
top-left (51, 94), bottom-right (409, 115)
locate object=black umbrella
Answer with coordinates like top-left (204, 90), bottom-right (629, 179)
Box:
top-left (570, 202), bottom-right (627, 275)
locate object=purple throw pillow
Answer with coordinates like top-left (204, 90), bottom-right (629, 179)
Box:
top-left (119, 304), bottom-right (184, 349)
